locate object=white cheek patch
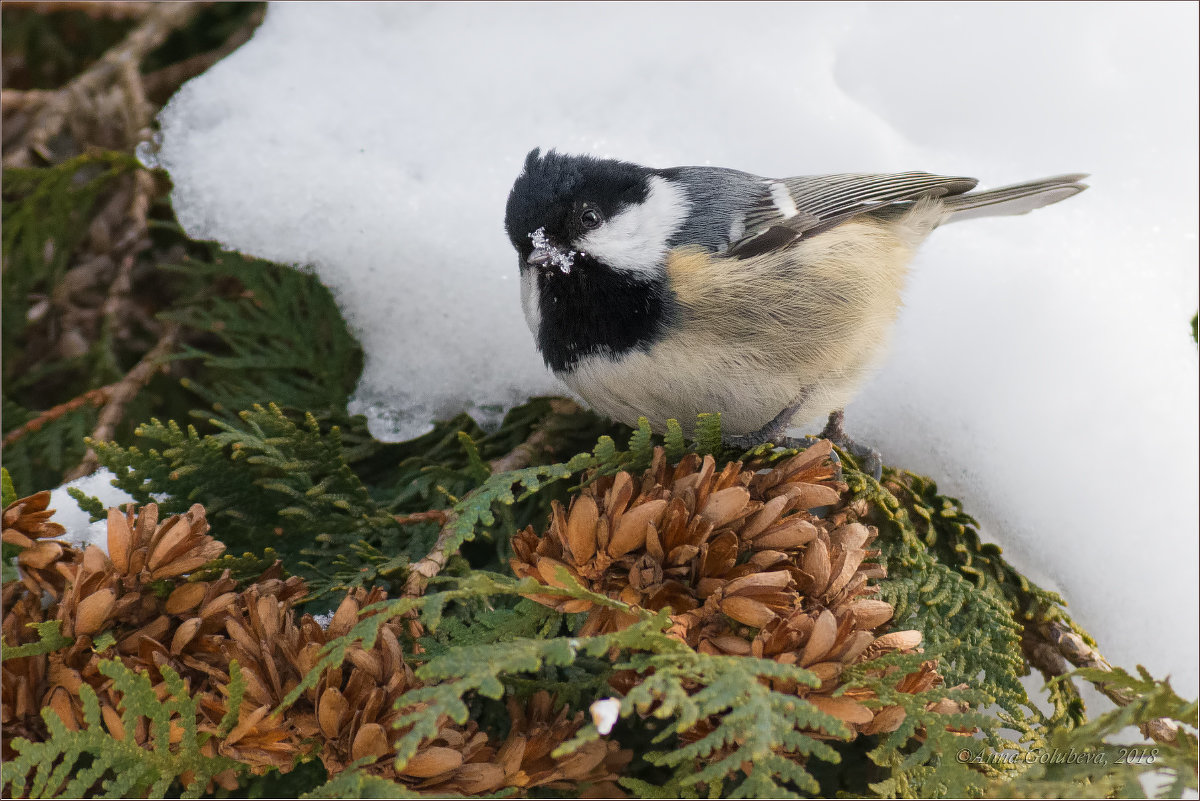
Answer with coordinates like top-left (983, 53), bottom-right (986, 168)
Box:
top-left (768, 181), bottom-right (799, 219)
top-left (576, 176), bottom-right (690, 276)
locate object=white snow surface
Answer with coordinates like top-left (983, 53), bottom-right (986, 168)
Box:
top-left (46, 469), bottom-right (135, 552)
top-left (157, 3), bottom-right (1198, 697)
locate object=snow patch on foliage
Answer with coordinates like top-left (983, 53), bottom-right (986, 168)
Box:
top-left (47, 469), bottom-right (134, 552)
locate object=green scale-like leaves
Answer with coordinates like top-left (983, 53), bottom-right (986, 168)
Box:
top-left (2, 152), bottom-right (143, 496)
top-left (3, 660), bottom-right (242, 799)
top-left (74, 404), bottom-right (409, 595)
top-left (160, 250), bottom-right (363, 418)
top-left (50, 409), bottom-right (1199, 798)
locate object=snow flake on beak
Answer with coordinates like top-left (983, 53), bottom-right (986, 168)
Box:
top-left (528, 227), bottom-right (577, 274)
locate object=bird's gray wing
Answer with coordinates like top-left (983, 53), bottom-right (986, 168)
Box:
top-left (726, 172), bottom-right (978, 259)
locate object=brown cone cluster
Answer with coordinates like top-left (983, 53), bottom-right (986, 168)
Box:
top-left (512, 441), bottom-right (957, 738)
top-left (3, 490), bottom-right (77, 600)
top-left (2, 494), bottom-right (628, 795)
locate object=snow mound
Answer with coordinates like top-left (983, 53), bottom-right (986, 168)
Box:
top-left (157, 3), bottom-right (1198, 695)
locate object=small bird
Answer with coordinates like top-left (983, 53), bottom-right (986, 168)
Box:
top-left (504, 149), bottom-right (1086, 476)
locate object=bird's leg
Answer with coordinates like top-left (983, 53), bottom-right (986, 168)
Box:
top-left (726, 402), bottom-right (807, 450)
top-left (725, 392), bottom-right (829, 457)
top-left (820, 409), bottom-right (882, 480)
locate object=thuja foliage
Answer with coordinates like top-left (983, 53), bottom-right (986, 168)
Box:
top-left (159, 249), bottom-right (363, 419)
top-left (4, 661), bottom-right (241, 798)
top-left (2, 152), bottom-right (142, 495)
top-left (28, 411), bottom-right (1191, 799)
top-left (6, 14), bottom-right (1188, 793)
top-left (74, 406), bottom-right (413, 595)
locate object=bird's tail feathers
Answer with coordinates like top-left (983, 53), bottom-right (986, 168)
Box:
top-left (940, 173), bottom-right (1088, 224)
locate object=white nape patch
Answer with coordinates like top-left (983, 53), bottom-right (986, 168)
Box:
top-left (728, 212), bottom-right (745, 244)
top-left (768, 181), bottom-right (799, 219)
top-left (519, 266), bottom-right (540, 337)
top-left (576, 176), bottom-right (690, 276)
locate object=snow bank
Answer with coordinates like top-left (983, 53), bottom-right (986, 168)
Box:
top-left (156, 3), bottom-right (1198, 695)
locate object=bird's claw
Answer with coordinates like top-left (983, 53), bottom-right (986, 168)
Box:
top-left (820, 410), bottom-right (882, 480)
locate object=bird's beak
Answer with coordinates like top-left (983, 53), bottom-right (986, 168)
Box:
top-left (526, 247), bottom-right (552, 268)
top-left (525, 227), bottom-right (576, 274)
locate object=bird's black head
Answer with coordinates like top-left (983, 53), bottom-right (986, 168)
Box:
top-left (504, 148), bottom-right (654, 266)
top-left (503, 148), bottom-right (684, 373)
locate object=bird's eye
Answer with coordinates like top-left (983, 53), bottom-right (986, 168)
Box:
top-left (580, 208), bottom-right (602, 229)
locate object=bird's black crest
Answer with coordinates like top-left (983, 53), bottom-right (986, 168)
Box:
top-left (504, 148), bottom-right (653, 253)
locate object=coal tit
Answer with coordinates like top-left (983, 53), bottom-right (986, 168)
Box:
top-left (504, 148), bottom-right (1086, 473)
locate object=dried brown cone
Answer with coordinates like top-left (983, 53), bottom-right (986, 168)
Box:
top-left (297, 592), bottom-right (630, 796)
top-left (187, 578), bottom-right (320, 774)
top-left (1, 493), bottom-right (91, 756)
top-left (46, 504), bottom-right (226, 653)
top-left (102, 503), bottom-right (226, 588)
top-left (2, 499), bottom-right (227, 756)
top-left (488, 690), bottom-right (631, 796)
top-left (191, 582), bottom-right (510, 790)
top-left (55, 567), bottom-right (320, 783)
top-left (297, 587), bottom-right (417, 780)
top-left (512, 442), bottom-right (941, 739)
top-left (1, 500), bottom-right (279, 772)
top-left (4, 491), bottom-right (745, 795)
top-left (1, 582), bottom-right (52, 758)
top-left (3, 490), bottom-right (78, 600)
top-left (45, 505), bottom-right (230, 699)
top-left (355, 690), bottom-right (630, 796)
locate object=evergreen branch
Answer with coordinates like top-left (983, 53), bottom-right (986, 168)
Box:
top-left (301, 766), bottom-right (423, 798)
top-left (2, 385), bottom-right (111, 448)
top-left (64, 320), bottom-right (181, 481)
top-left (160, 251), bottom-right (362, 416)
top-left (621, 649), bottom-right (839, 797)
top-left (142, 5), bottom-right (265, 100)
top-left (0, 2), bottom-right (161, 19)
top-left (400, 452), bottom-right (596, 604)
top-left (863, 473), bottom-right (1029, 711)
top-left (370, 563), bottom-right (858, 797)
top-left (487, 397), bottom-right (582, 472)
top-left (280, 571), bottom-right (640, 721)
top-left (1033, 620), bottom-right (1181, 744)
top-left (840, 652), bottom-right (1005, 796)
top-left (4, 3), bottom-right (198, 166)
top-left (393, 509), bottom-right (450, 526)
top-left (389, 614), bottom-right (675, 776)
top-left (87, 405), bottom-right (399, 594)
top-left (2, 620), bottom-right (73, 660)
top-left (2, 660), bottom-right (240, 799)
top-left (996, 666), bottom-right (1198, 798)
top-left (275, 573), bottom-right (525, 713)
